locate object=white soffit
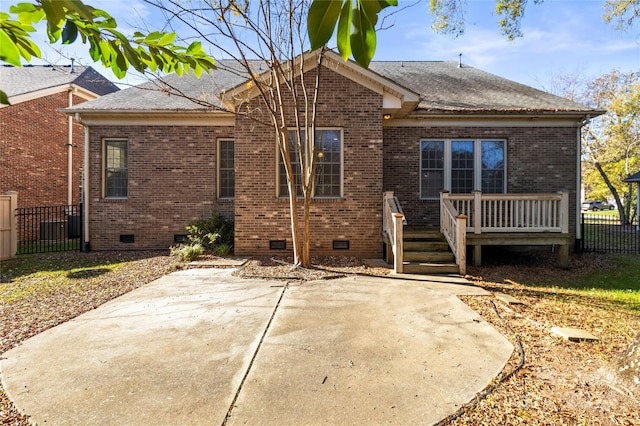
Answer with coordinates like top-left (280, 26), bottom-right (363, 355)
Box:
top-left (385, 116), bottom-right (584, 128)
top-left (74, 112), bottom-right (235, 127)
top-left (2, 84), bottom-right (99, 107)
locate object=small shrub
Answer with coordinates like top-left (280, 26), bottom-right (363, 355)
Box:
top-left (214, 243), bottom-right (233, 256)
top-left (170, 243), bottom-right (204, 262)
top-left (170, 213), bottom-right (234, 261)
top-left (186, 213), bottom-right (234, 249)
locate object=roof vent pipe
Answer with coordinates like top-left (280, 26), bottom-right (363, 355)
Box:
top-left (458, 53), bottom-right (462, 68)
top-left (70, 58), bottom-right (75, 74)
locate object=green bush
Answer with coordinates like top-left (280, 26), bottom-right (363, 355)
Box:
top-left (170, 213), bottom-right (234, 261)
top-left (186, 213), bottom-right (234, 249)
top-left (170, 243), bottom-right (204, 262)
top-left (214, 243), bottom-right (233, 256)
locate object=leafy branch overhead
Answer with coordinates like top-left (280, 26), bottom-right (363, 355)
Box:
top-left (0, 0), bottom-right (217, 104)
top-left (307, 0), bottom-right (397, 68)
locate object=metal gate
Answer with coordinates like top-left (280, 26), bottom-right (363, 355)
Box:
top-left (16, 204), bottom-right (83, 254)
top-left (580, 213), bottom-right (640, 254)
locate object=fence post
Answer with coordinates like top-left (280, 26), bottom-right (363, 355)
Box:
top-left (8, 191), bottom-right (17, 258)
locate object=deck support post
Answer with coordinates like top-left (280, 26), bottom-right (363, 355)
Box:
top-left (473, 245), bottom-right (482, 266)
top-left (558, 244), bottom-right (569, 268)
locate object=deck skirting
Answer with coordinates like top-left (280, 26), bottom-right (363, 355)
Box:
top-left (466, 232), bottom-right (571, 267)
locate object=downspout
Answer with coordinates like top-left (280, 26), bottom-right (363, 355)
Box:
top-left (576, 115), bottom-right (591, 244)
top-left (67, 89), bottom-right (74, 205)
top-left (80, 115), bottom-right (90, 252)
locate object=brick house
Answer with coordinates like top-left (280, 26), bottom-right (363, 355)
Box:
top-left (66, 51), bottom-right (601, 272)
top-left (0, 65), bottom-right (119, 208)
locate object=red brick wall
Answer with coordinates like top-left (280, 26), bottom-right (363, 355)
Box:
top-left (383, 125), bottom-right (579, 239)
top-left (0, 92), bottom-right (85, 207)
top-left (87, 125), bottom-right (234, 250)
top-left (233, 67), bottom-right (384, 258)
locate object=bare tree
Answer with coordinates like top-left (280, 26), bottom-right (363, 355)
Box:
top-left (141, 0), bottom-right (331, 267)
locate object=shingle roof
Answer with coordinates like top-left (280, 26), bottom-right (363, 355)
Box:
top-left (68, 60), bottom-right (247, 112)
top-left (1, 65), bottom-right (119, 98)
top-left (368, 61), bottom-right (594, 113)
top-left (67, 58), bottom-right (596, 115)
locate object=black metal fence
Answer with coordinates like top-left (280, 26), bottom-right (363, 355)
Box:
top-left (580, 213), bottom-right (640, 254)
top-left (16, 204), bottom-right (82, 254)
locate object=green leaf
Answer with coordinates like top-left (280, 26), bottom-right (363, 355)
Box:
top-left (14, 35), bottom-right (41, 60)
top-left (361, 0), bottom-right (383, 26)
top-left (0, 89), bottom-right (10, 105)
top-left (40, 0), bottom-right (65, 42)
top-left (336, 1), bottom-right (352, 61)
top-left (308, 0), bottom-right (343, 50)
top-left (0, 29), bottom-right (22, 65)
top-left (350, 4), bottom-right (376, 68)
top-left (121, 43), bottom-right (144, 71)
top-left (157, 32), bottom-right (177, 46)
top-left (61, 19), bottom-right (78, 44)
top-left (186, 41), bottom-right (202, 55)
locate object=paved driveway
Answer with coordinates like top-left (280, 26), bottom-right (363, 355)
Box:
top-left (1, 269), bottom-right (513, 425)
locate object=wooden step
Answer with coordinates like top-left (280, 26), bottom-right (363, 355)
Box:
top-left (403, 251), bottom-right (455, 262)
top-left (402, 262), bottom-right (459, 275)
top-left (403, 240), bottom-right (450, 252)
top-left (400, 227), bottom-right (459, 275)
top-left (403, 230), bottom-right (446, 241)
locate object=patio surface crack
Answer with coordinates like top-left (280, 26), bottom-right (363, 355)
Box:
top-left (221, 282), bottom-right (289, 426)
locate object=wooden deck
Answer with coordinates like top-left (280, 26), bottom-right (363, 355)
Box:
top-left (384, 191), bottom-right (572, 274)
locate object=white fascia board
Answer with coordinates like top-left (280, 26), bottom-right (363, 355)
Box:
top-left (72, 111), bottom-right (235, 126)
top-left (2, 84), bottom-right (100, 107)
top-left (221, 50), bottom-right (419, 112)
top-left (385, 115), bottom-right (586, 128)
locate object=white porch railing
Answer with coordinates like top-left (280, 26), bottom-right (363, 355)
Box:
top-left (439, 194), bottom-right (467, 275)
top-left (383, 191), bottom-right (406, 273)
top-left (442, 191), bottom-right (569, 234)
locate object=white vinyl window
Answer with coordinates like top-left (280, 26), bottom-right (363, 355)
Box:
top-left (420, 139), bottom-right (505, 199)
top-left (218, 139), bottom-right (234, 199)
top-left (104, 139), bottom-right (128, 198)
top-left (278, 129), bottom-right (342, 198)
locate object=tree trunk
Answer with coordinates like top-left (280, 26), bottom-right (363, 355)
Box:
top-left (594, 161), bottom-right (629, 224)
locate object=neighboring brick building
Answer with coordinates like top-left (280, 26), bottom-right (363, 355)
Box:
top-left (66, 51), bottom-right (600, 260)
top-left (0, 65), bottom-right (119, 208)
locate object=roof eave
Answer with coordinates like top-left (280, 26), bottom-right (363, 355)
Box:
top-left (408, 109), bottom-right (606, 119)
top-left (66, 109), bottom-right (235, 126)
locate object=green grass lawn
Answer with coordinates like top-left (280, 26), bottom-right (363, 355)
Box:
top-left (534, 254), bottom-right (640, 312)
top-left (0, 252), bottom-right (132, 304)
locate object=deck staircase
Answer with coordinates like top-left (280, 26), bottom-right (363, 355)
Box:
top-left (402, 227), bottom-right (459, 274)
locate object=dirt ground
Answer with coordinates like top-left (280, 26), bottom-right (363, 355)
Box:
top-left (1, 250), bottom-right (639, 425)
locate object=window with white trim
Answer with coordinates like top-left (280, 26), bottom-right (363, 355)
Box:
top-left (104, 139), bottom-right (128, 198)
top-left (420, 139), bottom-right (505, 199)
top-left (278, 129), bottom-right (342, 198)
top-left (218, 139), bottom-right (234, 199)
